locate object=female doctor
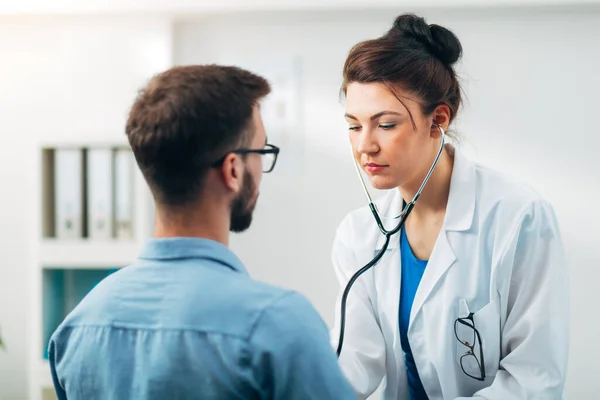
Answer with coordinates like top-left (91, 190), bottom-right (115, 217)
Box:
top-left (331, 13), bottom-right (569, 400)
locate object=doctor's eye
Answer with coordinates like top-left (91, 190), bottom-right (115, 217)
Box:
top-left (379, 123), bottom-right (396, 130)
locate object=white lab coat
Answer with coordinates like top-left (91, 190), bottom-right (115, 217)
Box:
top-left (331, 145), bottom-right (569, 400)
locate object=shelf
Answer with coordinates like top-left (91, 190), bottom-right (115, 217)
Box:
top-left (31, 140), bottom-right (152, 400)
top-left (40, 239), bottom-right (140, 268)
top-left (36, 360), bottom-right (58, 400)
top-left (39, 138), bottom-right (129, 149)
top-left (37, 360), bottom-right (53, 389)
top-left (42, 268), bottom-right (119, 360)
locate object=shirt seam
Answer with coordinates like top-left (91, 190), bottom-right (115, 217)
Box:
top-left (55, 323), bottom-right (255, 341)
top-left (137, 255), bottom-right (246, 274)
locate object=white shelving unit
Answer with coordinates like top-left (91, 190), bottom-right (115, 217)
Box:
top-left (28, 140), bottom-right (154, 400)
top-left (40, 240), bottom-right (142, 268)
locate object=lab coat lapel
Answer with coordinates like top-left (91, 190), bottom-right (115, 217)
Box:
top-left (375, 243), bottom-right (402, 362)
top-left (409, 146), bottom-right (476, 326)
top-left (409, 231), bottom-right (457, 326)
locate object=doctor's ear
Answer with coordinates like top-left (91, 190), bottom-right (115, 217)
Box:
top-left (430, 104), bottom-right (451, 136)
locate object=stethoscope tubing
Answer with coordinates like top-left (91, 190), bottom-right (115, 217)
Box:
top-left (336, 125), bottom-right (446, 357)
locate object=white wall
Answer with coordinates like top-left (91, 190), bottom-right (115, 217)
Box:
top-left (2, 0), bottom-right (600, 14)
top-left (0, 5), bottom-right (598, 399)
top-left (175, 6), bottom-right (600, 398)
top-left (0, 16), bottom-right (172, 399)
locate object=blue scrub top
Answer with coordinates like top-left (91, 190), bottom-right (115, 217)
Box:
top-left (399, 228), bottom-right (429, 399)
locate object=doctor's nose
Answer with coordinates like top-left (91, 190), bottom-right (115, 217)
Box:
top-left (356, 131), bottom-right (380, 155)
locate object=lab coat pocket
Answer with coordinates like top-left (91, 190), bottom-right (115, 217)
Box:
top-left (455, 297), bottom-right (501, 379)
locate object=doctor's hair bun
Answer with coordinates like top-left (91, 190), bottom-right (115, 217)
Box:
top-left (389, 14), bottom-right (462, 67)
top-left (341, 13), bottom-right (463, 126)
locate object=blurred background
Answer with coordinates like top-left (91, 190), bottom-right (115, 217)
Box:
top-left (0, 0), bottom-right (599, 399)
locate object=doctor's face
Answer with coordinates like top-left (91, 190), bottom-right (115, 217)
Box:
top-left (344, 82), bottom-right (440, 191)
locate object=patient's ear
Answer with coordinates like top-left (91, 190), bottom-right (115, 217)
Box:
top-left (219, 154), bottom-right (244, 194)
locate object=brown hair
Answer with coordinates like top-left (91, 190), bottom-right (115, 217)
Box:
top-left (126, 65), bottom-right (270, 207)
top-left (342, 14), bottom-right (463, 129)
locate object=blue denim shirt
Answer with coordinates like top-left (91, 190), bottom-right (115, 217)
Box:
top-left (49, 238), bottom-right (356, 400)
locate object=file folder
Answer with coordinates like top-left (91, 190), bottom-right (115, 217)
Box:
top-left (87, 149), bottom-right (113, 239)
top-left (113, 149), bottom-right (134, 239)
top-left (55, 149), bottom-right (83, 239)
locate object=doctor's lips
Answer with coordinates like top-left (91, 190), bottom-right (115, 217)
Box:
top-left (365, 162), bottom-right (388, 173)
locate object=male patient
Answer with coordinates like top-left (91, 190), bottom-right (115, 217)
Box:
top-left (48, 65), bottom-right (355, 399)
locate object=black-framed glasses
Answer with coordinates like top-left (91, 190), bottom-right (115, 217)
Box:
top-left (454, 312), bottom-right (486, 381)
top-left (211, 143), bottom-right (280, 173)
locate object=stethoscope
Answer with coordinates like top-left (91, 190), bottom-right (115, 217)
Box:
top-left (336, 124), bottom-right (447, 357)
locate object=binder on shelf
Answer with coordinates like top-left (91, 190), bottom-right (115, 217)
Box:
top-left (87, 149), bottom-right (113, 240)
top-left (54, 149), bottom-right (83, 239)
top-left (113, 149), bottom-right (134, 239)
top-left (42, 149), bottom-right (56, 238)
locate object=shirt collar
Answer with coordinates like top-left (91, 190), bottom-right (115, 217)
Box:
top-left (442, 144), bottom-right (476, 232)
top-left (138, 237), bottom-right (248, 275)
